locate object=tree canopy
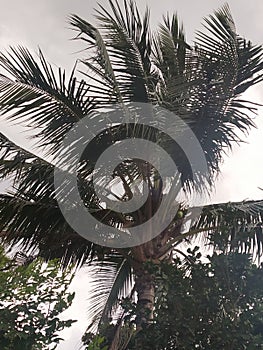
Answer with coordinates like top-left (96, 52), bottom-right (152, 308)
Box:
top-left (0, 247), bottom-right (76, 350)
top-left (0, 1), bottom-right (262, 348)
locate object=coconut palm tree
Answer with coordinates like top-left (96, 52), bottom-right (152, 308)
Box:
top-left (0, 0), bottom-right (263, 343)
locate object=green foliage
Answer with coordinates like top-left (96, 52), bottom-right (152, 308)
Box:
top-left (0, 247), bottom-right (76, 350)
top-left (89, 248), bottom-right (263, 349)
top-left (128, 249), bottom-right (263, 349)
top-left (82, 332), bottom-right (109, 350)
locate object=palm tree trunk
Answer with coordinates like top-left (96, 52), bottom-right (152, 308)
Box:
top-left (134, 264), bottom-right (155, 329)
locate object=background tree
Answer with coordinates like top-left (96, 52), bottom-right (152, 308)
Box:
top-left (84, 248), bottom-right (263, 349)
top-left (0, 0), bottom-right (262, 342)
top-left (0, 246), bottom-right (76, 350)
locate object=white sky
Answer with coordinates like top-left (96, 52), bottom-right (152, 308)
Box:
top-left (0, 0), bottom-right (263, 349)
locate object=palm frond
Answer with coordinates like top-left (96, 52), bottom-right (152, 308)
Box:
top-left (154, 4), bottom-right (263, 185)
top-left (188, 200), bottom-right (263, 259)
top-left (69, 0), bottom-right (152, 106)
top-left (153, 13), bottom-right (191, 80)
top-left (0, 193), bottom-right (94, 267)
top-left (86, 256), bottom-right (133, 332)
top-left (0, 131), bottom-right (51, 181)
top-left (0, 130), bottom-right (59, 209)
top-left (0, 47), bottom-right (94, 155)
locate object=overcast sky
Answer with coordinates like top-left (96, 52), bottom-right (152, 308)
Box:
top-left (0, 0), bottom-right (263, 349)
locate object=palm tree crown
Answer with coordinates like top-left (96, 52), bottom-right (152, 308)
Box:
top-left (0, 0), bottom-right (263, 336)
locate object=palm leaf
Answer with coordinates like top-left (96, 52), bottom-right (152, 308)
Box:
top-left (86, 256), bottom-right (133, 332)
top-left (0, 193), bottom-right (94, 266)
top-left (153, 4), bottom-right (263, 187)
top-left (69, 0), bottom-right (152, 106)
top-left (0, 47), bottom-right (94, 155)
top-left (188, 200), bottom-right (263, 258)
top-left (153, 13), bottom-right (191, 80)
